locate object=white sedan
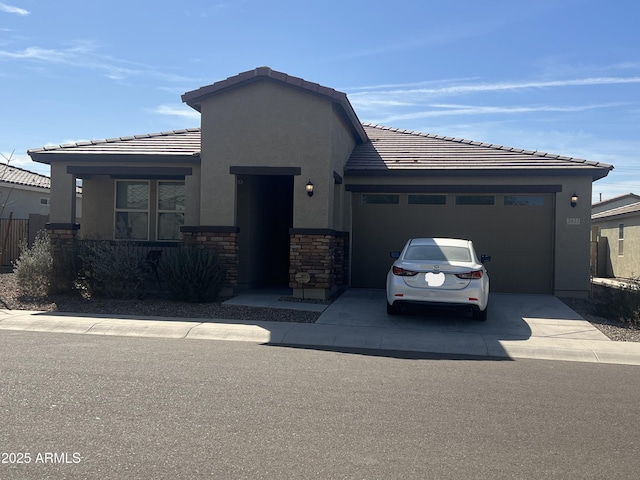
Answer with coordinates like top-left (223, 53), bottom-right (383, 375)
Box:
top-left (386, 238), bottom-right (490, 320)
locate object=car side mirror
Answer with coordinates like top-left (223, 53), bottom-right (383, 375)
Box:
top-left (481, 254), bottom-right (492, 263)
top-left (390, 251), bottom-right (400, 259)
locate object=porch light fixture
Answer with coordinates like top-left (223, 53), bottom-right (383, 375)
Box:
top-left (306, 180), bottom-right (314, 197)
top-left (570, 192), bottom-right (578, 208)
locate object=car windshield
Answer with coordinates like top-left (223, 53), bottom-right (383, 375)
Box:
top-left (404, 245), bottom-right (472, 262)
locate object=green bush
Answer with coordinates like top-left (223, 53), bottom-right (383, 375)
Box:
top-left (78, 241), bottom-right (151, 298)
top-left (13, 230), bottom-right (53, 296)
top-left (159, 247), bottom-right (225, 303)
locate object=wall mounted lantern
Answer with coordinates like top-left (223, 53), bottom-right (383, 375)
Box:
top-left (306, 180), bottom-right (314, 197)
top-left (570, 192), bottom-right (578, 208)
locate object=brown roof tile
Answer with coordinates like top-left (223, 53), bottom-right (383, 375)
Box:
top-left (26, 123), bottom-right (613, 181)
top-left (346, 124), bottom-right (613, 180)
top-left (28, 128), bottom-right (201, 163)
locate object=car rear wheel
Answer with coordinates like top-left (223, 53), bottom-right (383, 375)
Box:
top-left (473, 306), bottom-right (488, 321)
top-left (387, 301), bottom-right (401, 315)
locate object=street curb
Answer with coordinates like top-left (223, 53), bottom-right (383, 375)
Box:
top-left (2, 310), bottom-right (640, 365)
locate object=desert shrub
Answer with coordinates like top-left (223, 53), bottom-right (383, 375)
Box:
top-left (159, 247), bottom-right (225, 303)
top-left (13, 230), bottom-right (53, 296)
top-left (605, 277), bottom-right (640, 328)
top-left (78, 241), bottom-right (151, 298)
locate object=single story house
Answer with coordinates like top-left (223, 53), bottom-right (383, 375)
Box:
top-left (28, 67), bottom-right (612, 298)
top-left (592, 193), bottom-right (640, 279)
top-left (1, 161), bottom-right (83, 220)
top-left (1, 162), bottom-right (82, 265)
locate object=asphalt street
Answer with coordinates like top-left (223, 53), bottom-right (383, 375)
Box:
top-left (1, 330), bottom-right (640, 479)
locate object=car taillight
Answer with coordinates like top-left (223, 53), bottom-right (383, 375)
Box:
top-left (392, 266), bottom-right (419, 276)
top-left (455, 270), bottom-right (483, 279)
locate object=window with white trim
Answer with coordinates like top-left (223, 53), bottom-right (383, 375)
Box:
top-left (157, 181), bottom-right (185, 241)
top-left (115, 181), bottom-right (149, 240)
top-left (114, 180), bottom-right (186, 241)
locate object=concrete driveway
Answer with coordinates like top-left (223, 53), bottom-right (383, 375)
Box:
top-left (318, 289), bottom-right (607, 341)
top-left (311, 289), bottom-right (635, 362)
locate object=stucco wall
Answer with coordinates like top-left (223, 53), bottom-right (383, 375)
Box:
top-left (553, 175), bottom-right (594, 297)
top-left (1, 185), bottom-right (50, 219)
top-left (595, 215), bottom-right (640, 279)
top-left (80, 176), bottom-right (114, 239)
top-left (198, 79), bottom-right (356, 230)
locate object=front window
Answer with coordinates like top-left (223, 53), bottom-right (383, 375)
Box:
top-left (157, 181), bottom-right (185, 241)
top-left (115, 181), bottom-right (149, 240)
top-left (114, 180), bottom-right (185, 241)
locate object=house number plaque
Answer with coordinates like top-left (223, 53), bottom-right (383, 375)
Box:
top-left (295, 272), bottom-right (311, 284)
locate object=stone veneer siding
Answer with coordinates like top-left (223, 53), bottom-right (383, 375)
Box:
top-left (46, 223), bottom-right (80, 293)
top-left (181, 226), bottom-right (239, 289)
top-left (289, 229), bottom-right (349, 291)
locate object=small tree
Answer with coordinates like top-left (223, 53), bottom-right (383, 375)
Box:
top-left (13, 230), bottom-right (53, 296)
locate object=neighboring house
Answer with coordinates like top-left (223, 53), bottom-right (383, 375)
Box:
top-left (592, 193), bottom-right (640, 279)
top-left (0, 162), bottom-right (83, 220)
top-left (1, 162), bottom-right (52, 219)
top-left (28, 67), bottom-right (612, 298)
top-left (0, 162), bottom-right (81, 265)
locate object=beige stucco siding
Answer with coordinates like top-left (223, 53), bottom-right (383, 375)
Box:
top-left (552, 175), bottom-right (594, 296)
top-left (595, 216), bottom-right (640, 278)
top-left (80, 176), bottom-right (114, 239)
top-left (198, 79), bottom-right (355, 230)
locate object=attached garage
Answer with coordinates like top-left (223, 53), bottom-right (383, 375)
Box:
top-left (345, 124), bottom-right (613, 297)
top-left (350, 190), bottom-right (554, 293)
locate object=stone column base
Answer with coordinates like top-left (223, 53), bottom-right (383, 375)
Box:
top-left (289, 229), bottom-right (349, 299)
top-left (181, 226), bottom-right (239, 295)
top-left (46, 223), bottom-right (80, 293)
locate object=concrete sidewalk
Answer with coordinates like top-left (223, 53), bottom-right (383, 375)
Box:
top-left (1, 289), bottom-right (640, 365)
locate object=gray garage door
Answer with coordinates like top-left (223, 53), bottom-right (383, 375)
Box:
top-left (351, 193), bottom-right (554, 294)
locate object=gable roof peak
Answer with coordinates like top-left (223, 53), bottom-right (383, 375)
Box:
top-left (182, 67), bottom-right (367, 143)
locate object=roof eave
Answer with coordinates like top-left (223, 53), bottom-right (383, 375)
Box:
top-left (344, 167), bottom-right (613, 180)
top-left (29, 152), bottom-right (201, 165)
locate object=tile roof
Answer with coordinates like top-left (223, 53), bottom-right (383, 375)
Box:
top-left (592, 193), bottom-right (640, 208)
top-left (28, 128), bottom-right (201, 162)
top-left (592, 201), bottom-right (640, 220)
top-left (27, 124), bottom-right (613, 181)
top-left (0, 161), bottom-right (50, 189)
top-left (346, 124), bottom-right (613, 180)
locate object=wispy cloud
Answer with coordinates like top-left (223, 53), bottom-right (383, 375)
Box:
top-left (0, 2), bottom-right (29, 16)
top-left (349, 76), bottom-right (640, 106)
top-left (151, 105), bottom-right (200, 120)
top-left (368, 102), bottom-right (622, 124)
top-left (0, 41), bottom-right (192, 82)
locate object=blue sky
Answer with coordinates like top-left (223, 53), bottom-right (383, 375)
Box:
top-left (1, 0), bottom-right (638, 203)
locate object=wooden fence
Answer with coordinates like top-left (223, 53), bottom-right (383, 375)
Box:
top-left (0, 217), bottom-right (29, 267)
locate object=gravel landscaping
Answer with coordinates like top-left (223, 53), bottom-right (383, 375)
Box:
top-left (1, 272), bottom-right (639, 342)
top-left (0, 273), bottom-right (320, 324)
